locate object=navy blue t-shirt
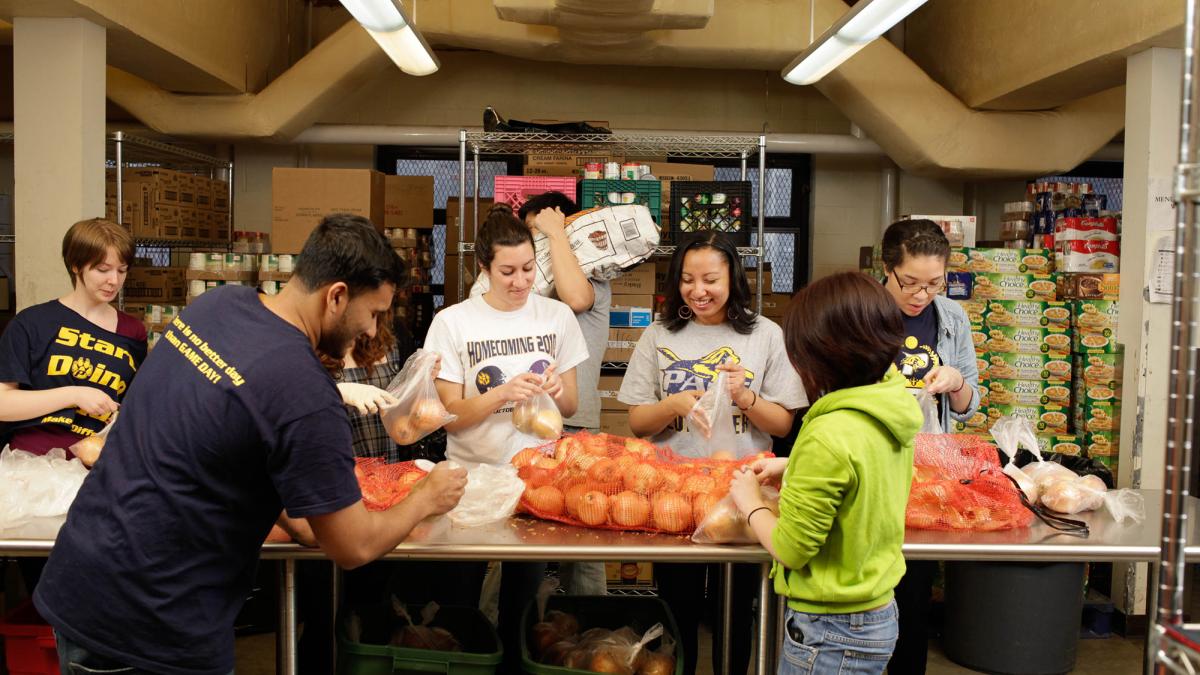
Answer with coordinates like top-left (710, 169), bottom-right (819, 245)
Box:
top-left (34, 286), bottom-right (361, 675)
top-left (896, 303), bottom-right (942, 394)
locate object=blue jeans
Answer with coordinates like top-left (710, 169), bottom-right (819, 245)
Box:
top-left (778, 601), bottom-right (899, 675)
top-left (56, 630), bottom-right (233, 675)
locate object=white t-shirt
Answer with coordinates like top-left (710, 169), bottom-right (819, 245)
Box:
top-left (618, 318), bottom-right (808, 458)
top-left (425, 293), bottom-right (589, 467)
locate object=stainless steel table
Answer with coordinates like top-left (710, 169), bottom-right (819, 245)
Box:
top-left (0, 489), bottom-right (1183, 675)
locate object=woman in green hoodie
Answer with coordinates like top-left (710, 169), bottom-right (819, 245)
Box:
top-left (729, 271), bottom-right (922, 674)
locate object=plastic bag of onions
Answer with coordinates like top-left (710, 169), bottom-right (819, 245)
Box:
top-left (380, 349), bottom-right (456, 445)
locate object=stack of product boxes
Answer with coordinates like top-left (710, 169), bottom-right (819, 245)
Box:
top-left (950, 248), bottom-right (1083, 456)
top-left (1069, 294), bottom-right (1122, 476)
top-left (386, 227), bottom-right (435, 337)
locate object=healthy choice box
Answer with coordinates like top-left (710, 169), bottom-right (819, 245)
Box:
top-left (986, 379), bottom-right (1072, 408)
top-left (981, 300), bottom-right (1071, 330)
top-left (989, 403), bottom-right (1070, 434)
top-left (1036, 434), bottom-right (1083, 457)
top-left (1085, 430), bottom-right (1120, 457)
top-left (1076, 352), bottom-right (1124, 389)
top-left (1071, 299), bottom-right (1120, 353)
top-left (984, 326), bottom-right (1072, 358)
top-left (953, 408), bottom-right (992, 434)
top-left (981, 352), bottom-right (1072, 383)
top-left (950, 247), bottom-right (1055, 275)
top-left (971, 273), bottom-right (1057, 301)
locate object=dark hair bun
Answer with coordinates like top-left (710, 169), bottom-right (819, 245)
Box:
top-left (487, 203), bottom-right (515, 217)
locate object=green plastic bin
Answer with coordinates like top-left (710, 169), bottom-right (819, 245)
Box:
top-left (520, 595), bottom-right (683, 675)
top-left (579, 179), bottom-right (662, 224)
top-left (337, 604), bottom-right (502, 675)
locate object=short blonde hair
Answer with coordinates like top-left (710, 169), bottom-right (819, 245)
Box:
top-left (62, 218), bottom-right (135, 286)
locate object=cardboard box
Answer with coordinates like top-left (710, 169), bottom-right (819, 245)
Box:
top-left (605, 561), bottom-right (654, 586)
top-left (524, 153), bottom-right (623, 178)
top-left (185, 269), bottom-right (255, 282)
top-left (384, 175), bottom-right (434, 230)
top-left (981, 352), bottom-right (1073, 383)
top-left (989, 403), bottom-right (1070, 434)
top-left (599, 411), bottom-right (632, 437)
top-left (901, 214), bottom-right (977, 248)
top-left (1072, 299), bottom-right (1119, 353)
top-left (983, 325), bottom-right (1071, 357)
top-left (445, 198), bottom-right (494, 253)
top-left (951, 248), bottom-right (1055, 275)
top-left (1058, 273), bottom-right (1120, 300)
top-left (1085, 430), bottom-right (1119, 457)
top-left (610, 264), bottom-right (656, 295)
top-left (648, 161), bottom-right (715, 220)
top-left (124, 267), bottom-right (186, 303)
top-left (598, 375), bottom-right (629, 411)
top-left (654, 260), bottom-right (672, 293)
top-left (746, 267), bottom-right (774, 294)
top-left (119, 168), bottom-right (183, 205)
top-left (1036, 434), bottom-right (1083, 457)
top-left (760, 293), bottom-right (791, 319)
top-left (611, 294), bottom-right (654, 327)
top-left (971, 273), bottom-right (1057, 301)
top-left (1078, 352), bottom-right (1124, 389)
top-left (1079, 400), bottom-right (1121, 436)
top-left (603, 327), bottom-right (646, 362)
top-left (271, 168), bottom-right (386, 254)
top-left (953, 408), bottom-right (991, 434)
top-left (441, 254), bottom-right (477, 304)
top-left (987, 379), bottom-right (1072, 408)
top-left (211, 180), bottom-right (230, 213)
top-left (0, 275), bottom-right (9, 311)
top-left (981, 300), bottom-right (1071, 330)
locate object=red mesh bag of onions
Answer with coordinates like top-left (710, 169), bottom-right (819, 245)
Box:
top-left (512, 431), bottom-right (771, 535)
top-left (905, 433), bottom-right (1033, 531)
top-left (354, 457), bottom-right (428, 511)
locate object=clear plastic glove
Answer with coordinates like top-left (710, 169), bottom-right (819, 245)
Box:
top-left (337, 382), bottom-right (398, 415)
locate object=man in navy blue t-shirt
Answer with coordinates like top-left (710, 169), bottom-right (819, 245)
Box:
top-left (34, 215), bottom-right (467, 675)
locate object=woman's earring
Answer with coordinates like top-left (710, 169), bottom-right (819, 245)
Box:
top-left (678, 305), bottom-right (693, 320)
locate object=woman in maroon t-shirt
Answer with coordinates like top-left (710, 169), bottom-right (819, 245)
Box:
top-left (0, 218), bottom-right (147, 460)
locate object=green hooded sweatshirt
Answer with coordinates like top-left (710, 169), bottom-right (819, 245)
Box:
top-left (771, 366), bottom-right (922, 614)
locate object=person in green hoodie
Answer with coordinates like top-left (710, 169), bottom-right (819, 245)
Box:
top-left (728, 271), bottom-right (922, 675)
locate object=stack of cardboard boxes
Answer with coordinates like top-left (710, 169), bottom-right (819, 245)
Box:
top-left (105, 168), bottom-right (230, 242)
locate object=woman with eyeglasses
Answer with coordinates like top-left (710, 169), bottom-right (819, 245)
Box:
top-left (879, 218), bottom-right (980, 674)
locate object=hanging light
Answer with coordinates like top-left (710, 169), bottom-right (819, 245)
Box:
top-left (782, 0), bottom-right (926, 85)
top-left (339, 0), bottom-right (439, 76)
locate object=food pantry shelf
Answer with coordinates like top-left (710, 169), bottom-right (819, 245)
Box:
top-left (455, 242), bottom-right (763, 258)
top-left (466, 132), bottom-right (761, 159)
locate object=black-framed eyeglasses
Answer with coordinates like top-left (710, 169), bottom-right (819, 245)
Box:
top-left (891, 269), bottom-right (946, 296)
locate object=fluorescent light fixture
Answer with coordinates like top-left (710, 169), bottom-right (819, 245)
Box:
top-left (340, 0), bottom-right (440, 76)
top-left (781, 0), bottom-right (926, 86)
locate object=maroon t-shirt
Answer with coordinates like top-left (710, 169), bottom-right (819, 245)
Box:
top-left (0, 302), bottom-right (147, 456)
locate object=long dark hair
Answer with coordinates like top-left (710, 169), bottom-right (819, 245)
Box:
top-left (661, 232), bottom-right (756, 335)
top-left (881, 219), bottom-right (950, 271)
top-left (783, 272), bottom-right (904, 398)
top-left (476, 203), bottom-right (534, 270)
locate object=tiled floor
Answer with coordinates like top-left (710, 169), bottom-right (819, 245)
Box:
top-left (235, 628), bottom-right (1146, 674)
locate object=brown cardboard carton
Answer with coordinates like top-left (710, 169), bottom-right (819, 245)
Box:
top-left (211, 180), bottom-right (230, 213)
top-left (445, 198), bottom-right (494, 253)
top-left (442, 254), bottom-right (477, 304)
top-left (597, 375), bottom-right (628, 411)
top-left (648, 162), bottom-right (715, 220)
top-left (599, 411), bottom-right (632, 437)
top-left (610, 264), bottom-right (656, 294)
top-left (524, 153), bottom-right (623, 177)
top-left (120, 168), bottom-right (183, 205)
top-left (760, 293), bottom-right (792, 318)
top-left (384, 175), bottom-right (434, 229)
top-left (271, 168), bottom-right (386, 254)
top-left (124, 267), bottom-right (186, 303)
top-left (603, 327), bottom-right (646, 362)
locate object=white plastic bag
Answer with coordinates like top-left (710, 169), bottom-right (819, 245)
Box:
top-left (688, 367), bottom-right (737, 454)
top-left (513, 389), bottom-right (564, 441)
top-left (990, 416), bottom-right (1042, 502)
top-left (447, 464), bottom-right (525, 527)
top-left (914, 390), bottom-right (941, 435)
top-left (68, 411), bottom-right (117, 467)
top-left (0, 446), bottom-right (89, 538)
top-left (380, 349), bottom-right (456, 445)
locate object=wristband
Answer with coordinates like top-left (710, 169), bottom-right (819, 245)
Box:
top-left (952, 379), bottom-right (967, 394)
top-left (747, 506), bottom-right (772, 525)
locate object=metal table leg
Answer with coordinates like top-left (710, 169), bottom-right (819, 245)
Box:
top-left (721, 562), bottom-right (733, 674)
top-left (756, 562), bottom-right (773, 675)
top-left (276, 558), bottom-right (297, 675)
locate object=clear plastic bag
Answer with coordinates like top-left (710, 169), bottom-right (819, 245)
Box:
top-left (67, 411), bottom-right (118, 467)
top-left (380, 349), bottom-right (456, 445)
top-left (691, 486), bottom-right (780, 544)
top-left (513, 389), bottom-right (564, 441)
top-left (447, 463), bottom-right (525, 527)
top-left (914, 390), bottom-right (941, 435)
top-left (990, 415), bottom-right (1042, 502)
top-left (1104, 488), bottom-right (1146, 524)
top-left (687, 367), bottom-right (737, 455)
top-left (0, 446), bottom-right (89, 538)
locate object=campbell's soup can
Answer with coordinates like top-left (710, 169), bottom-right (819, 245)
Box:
top-left (583, 162), bottom-right (602, 180)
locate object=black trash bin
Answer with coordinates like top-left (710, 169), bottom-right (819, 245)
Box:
top-left (942, 561), bottom-right (1085, 675)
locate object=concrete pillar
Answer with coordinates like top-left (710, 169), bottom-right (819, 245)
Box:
top-left (1115, 46), bottom-right (1182, 620)
top-left (13, 18), bottom-right (106, 310)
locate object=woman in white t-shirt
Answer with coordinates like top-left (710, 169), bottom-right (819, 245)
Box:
top-left (618, 231), bottom-right (807, 675)
top-left (424, 203), bottom-right (588, 669)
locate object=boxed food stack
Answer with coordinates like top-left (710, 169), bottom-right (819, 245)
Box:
top-left (1071, 298), bottom-right (1123, 472)
top-left (386, 226), bottom-right (435, 334)
top-left (1026, 180), bottom-right (1112, 249)
top-left (1056, 217), bottom-right (1119, 273)
top-left (106, 169), bottom-right (229, 243)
